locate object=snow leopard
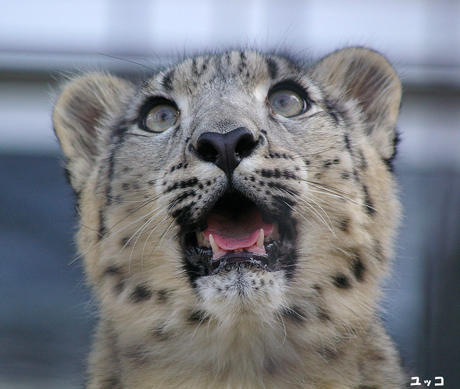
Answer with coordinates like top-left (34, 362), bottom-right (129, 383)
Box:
top-left (53, 47), bottom-right (408, 388)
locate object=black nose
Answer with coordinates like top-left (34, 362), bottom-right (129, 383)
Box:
top-left (196, 127), bottom-right (258, 179)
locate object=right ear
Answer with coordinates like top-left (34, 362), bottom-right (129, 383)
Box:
top-left (53, 73), bottom-right (134, 194)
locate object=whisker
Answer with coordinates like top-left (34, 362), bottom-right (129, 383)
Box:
top-left (121, 205), bottom-right (166, 255)
top-left (69, 197), bottom-right (164, 264)
top-left (278, 188), bottom-right (335, 236)
top-left (98, 53), bottom-right (156, 71)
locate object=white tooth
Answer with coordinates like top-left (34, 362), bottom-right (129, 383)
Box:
top-left (209, 234), bottom-right (219, 254)
top-left (257, 229), bottom-right (264, 248)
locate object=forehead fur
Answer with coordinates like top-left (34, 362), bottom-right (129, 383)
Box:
top-left (146, 50), bottom-right (302, 95)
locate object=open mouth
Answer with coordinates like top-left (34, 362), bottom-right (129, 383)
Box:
top-left (181, 191), bottom-right (297, 278)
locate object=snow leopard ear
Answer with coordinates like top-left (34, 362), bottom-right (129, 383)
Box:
top-left (312, 47), bottom-right (402, 165)
top-left (53, 73), bottom-right (134, 193)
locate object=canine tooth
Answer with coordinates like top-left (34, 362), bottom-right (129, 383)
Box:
top-left (257, 229), bottom-right (264, 248)
top-left (209, 234), bottom-right (219, 254)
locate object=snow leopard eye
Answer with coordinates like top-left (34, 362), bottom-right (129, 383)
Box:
top-left (268, 84), bottom-right (309, 118)
top-left (141, 99), bottom-right (179, 133)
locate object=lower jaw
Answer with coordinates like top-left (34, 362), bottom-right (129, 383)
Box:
top-left (183, 237), bottom-right (297, 278)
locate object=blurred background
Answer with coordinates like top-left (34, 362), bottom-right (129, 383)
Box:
top-left (0, 0), bottom-right (459, 387)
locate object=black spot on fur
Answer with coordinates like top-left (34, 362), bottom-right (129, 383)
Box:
top-left (188, 309), bottom-right (209, 324)
top-left (323, 158), bottom-right (340, 169)
top-left (105, 265), bottom-right (122, 275)
top-left (362, 184), bottom-right (375, 216)
top-left (98, 209), bottom-right (107, 240)
top-left (341, 171), bottom-right (351, 180)
top-left (180, 177), bottom-right (198, 188)
top-left (351, 251), bottom-right (366, 282)
top-left (332, 273), bottom-right (351, 289)
top-left (283, 170), bottom-right (297, 179)
top-left (261, 169), bottom-right (273, 178)
top-left (353, 169), bottom-right (360, 181)
top-left (166, 178), bottom-right (198, 193)
top-left (358, 386), bottom-right (378, 389)
top-left (130, 285), bottom-right (153, 303)
top-left (104, 265), bottom-right (126, 294)
top-left (323, 160), bottom-right (333, 169)
top-left (152, 325), bottom-right (171, 341)
top-left (120, 237), bottom-right (130, 247)
top-left (317, 307), bottom-right (331, 322)
top-left (157, 289), bottom-right (170, 304)
top-left (171, 190), bottom-right (196, 206)
top-left (312, 284), bottom-right (322, 293)
top-left (171, 163), bottom-right (181, 172)
top-left (338, 217), bottom-right (350, 233)
top-left (344, 134), bottom-right (352, 152)
top-left (281, 306), bottom-right (306, 324)
top-left (358, 149), bottom-right (368, 170)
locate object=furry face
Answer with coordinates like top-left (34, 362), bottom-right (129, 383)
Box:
top-left (53, 47), bottom-right (406, 388)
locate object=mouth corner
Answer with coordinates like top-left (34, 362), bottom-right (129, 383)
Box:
top-left (180, 190), bottom-right (297, 279)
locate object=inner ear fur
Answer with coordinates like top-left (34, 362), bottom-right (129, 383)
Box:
top-left (312, 47), bottom-right (402, 161)
top-left (53, 73), bottom-right (134, 193)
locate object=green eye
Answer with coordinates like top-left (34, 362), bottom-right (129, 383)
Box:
top-left (144, 104), bottom-right (178, 132)
top-left (268, 89), bottom-right (306, 117)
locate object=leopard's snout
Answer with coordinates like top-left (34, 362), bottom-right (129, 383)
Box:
top-left (195, 127), bottom-right (258, 180)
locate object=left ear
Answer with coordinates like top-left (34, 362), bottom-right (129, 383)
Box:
top-left (311, 47), bottom-right (402, 162)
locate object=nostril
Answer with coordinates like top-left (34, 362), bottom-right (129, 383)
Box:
top-left (235, 133), bottom-right (257, 160)
top-left (196, 139), bottom-right (219, 163)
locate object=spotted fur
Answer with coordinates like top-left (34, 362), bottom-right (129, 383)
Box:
top-left (54, 47), bottom-right (407, 388)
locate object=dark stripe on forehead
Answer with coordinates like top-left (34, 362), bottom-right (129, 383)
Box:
top-left (191, 58), bottom-right (198, 77)
top-left (225, 51), bottom-right (232, 65)
top-left (162, 68), bottom-right (175, 92)
top-left (266, 58), bottom-right (279, 79)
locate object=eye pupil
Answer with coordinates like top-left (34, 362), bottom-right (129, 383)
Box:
top-left (144, 103), bottom-right (178, 132)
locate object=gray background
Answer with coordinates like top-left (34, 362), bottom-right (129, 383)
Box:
top-left (1, 0), bottom-right (459, 387)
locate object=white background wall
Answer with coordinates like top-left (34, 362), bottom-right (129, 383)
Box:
top-left (0, 0), bottom-right (459, 169)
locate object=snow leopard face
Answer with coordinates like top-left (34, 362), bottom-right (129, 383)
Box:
top-left (53, 48), bottom-right (405, 388)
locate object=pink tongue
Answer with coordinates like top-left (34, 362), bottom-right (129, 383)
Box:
top-left (203, 209), bottom-right (273, 251)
